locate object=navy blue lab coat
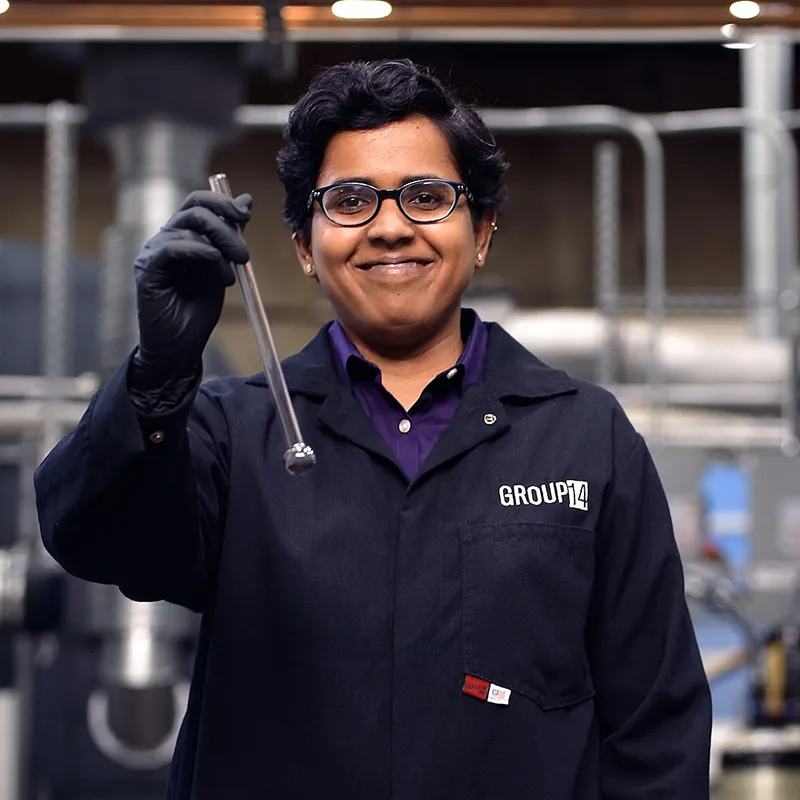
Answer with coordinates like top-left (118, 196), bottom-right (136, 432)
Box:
top-left (34, 320), bottom-right (712, 799)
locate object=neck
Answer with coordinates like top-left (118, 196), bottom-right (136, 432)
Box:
top-left (343, 311), bottom-right (465, 409)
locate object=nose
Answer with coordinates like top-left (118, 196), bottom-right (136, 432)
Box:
top-left (366, 197), bottom-right (415, 247)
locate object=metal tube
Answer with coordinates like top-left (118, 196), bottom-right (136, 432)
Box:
top-left (741, 30), bottom-right (794, 339)
top-left (12, 100), bottom-right (800, 447)
top-left (0, 688), bottom-right (21, 800)
top-left (0, 103), bottom-right (85, 128)
top-left (35, 101), bottom-right (80, 563)
top-left (208, 174), bottom-right (316, 476)
top-left (0, 26), bottom-right (754, 46)
top-left (594, 141), bottom-right (622, 386)
top-left (646, 108), bottom-right (799, 453)
top-left (481, 106), bottom-right (667, 434)
top-left (41, 101), bottom-right (77, 459)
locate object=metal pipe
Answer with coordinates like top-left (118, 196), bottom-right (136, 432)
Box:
top-left (646, 108), bottom-right (800, 453)
top-left (740, 30), bottom-right (794, 339)
top-left (7, 100), bottom-right (800, 448)
top-left (0, 688), bottom-right (21, 800)
top-left (647, 109), bottom-right (799, 328)
top-left (0, 375), bottom-right (97, 400)
top-left (0, 103), bottom-right (85, 128)
top-left (41, 101), bottom-right (77, 461)
top-left (481, 106), bottom-right (667, 434)
top-left (0, 26), bottom-right (752, 45)
top-left (594, 141), bottom-right (622, 386)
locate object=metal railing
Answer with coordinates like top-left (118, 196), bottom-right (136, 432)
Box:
top-left (0, 101), bottom-right (797, 450)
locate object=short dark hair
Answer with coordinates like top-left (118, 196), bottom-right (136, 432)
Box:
top-left (276, 59), bottom-right (509, 233)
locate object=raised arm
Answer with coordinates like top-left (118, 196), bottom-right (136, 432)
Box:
top-left (34, 189), bottom-right (253, 612)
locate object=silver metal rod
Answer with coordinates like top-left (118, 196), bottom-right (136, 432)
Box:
top-left (594, 141), bottom-right (622, 386)
top-left (42, 101), bottom-right (75, 383)
top-left (208, 173), bottom-right (315, 476)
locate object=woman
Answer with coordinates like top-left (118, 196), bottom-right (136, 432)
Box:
top-left (35, 59), bottom-right (711, 799)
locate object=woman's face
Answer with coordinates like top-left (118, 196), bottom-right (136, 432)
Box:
top-left (294, 114), bottom-right (495, 350)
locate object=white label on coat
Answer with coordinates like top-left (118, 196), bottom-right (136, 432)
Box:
top-left (487, 684), bottom-right (511, 705)
top-left (498, 480), bottom-right (589, 511)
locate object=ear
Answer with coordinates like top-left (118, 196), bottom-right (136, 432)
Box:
top-left (473, 212), bottom-right (498, 269)
top-left (292, 230), bottom-right (316, 278)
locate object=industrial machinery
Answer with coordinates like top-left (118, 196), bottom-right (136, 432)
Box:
top-left (0, 548), bottom-right (64, 636)
top-left (687, 559), bottom-right (800, 799)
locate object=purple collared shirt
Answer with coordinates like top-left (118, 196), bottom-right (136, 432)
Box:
top-left (328, 310), bottom-right (488, 480)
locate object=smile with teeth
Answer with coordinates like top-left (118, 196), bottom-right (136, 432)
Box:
top-left (358, 260), bottom-right (433, 273)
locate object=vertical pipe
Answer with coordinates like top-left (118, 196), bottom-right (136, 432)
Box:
top-left (594, 140), bottom-right (622, 386)
top-left (0, 662), bottom-right (21, 800)
top-left (41, 100), bottom-right (77, 461)
top-left (92, 117), bottom-right (214, 763)
top-left (741, 29), bottom-right (794, 338)
top-left (629, 115), bottom-right (667, 438)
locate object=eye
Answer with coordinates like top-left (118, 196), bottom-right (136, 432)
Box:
top-left (408, 192), bottom-right (441, 208)
top-left (403, 183), bottom-right (453, 210)
top-left (324, 186), bottom-right (375, 216)
top-left (336, 194), bottom-right (370, 211)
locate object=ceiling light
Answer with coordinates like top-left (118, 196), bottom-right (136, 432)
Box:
top-left (0, 1), bottom-right (10, 15)
top-left (721, 23), bottom-right (755, 49)
top-left (331, 1), bottom-right (393, 20)
top-left (729, 1), bottom-right (761, 20)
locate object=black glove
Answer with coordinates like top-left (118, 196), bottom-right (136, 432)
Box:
top-left (128, 190), bottom-right (252, 409)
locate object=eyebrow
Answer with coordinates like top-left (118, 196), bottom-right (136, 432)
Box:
top-left (325, 174), bottom-right (448, 187)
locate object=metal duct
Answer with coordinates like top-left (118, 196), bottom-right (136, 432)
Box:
top-left (101, 118), bottom-right (219, 371)
top-left (86, 592), bottom-right (193, 766)
top-left (741, 30), bottom-right (796, 339)
top-left (89, 115), bottom-right (215, 767)
top-left (496, 308), bottom-right (788, 386)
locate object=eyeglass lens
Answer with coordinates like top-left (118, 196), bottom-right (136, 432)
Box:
top-left (321, 181), bottom-right (457, 225)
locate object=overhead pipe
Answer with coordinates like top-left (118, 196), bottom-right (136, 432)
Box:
top-left (0, 26), bottom-right (759, 45)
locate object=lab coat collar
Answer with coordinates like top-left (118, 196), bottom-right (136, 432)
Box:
top-left (244, 319), bottom-right (579, 404)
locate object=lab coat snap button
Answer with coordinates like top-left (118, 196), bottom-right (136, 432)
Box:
top-left (484, 414), bottom-right (497, 426)
top-left (149, 431), bottom-right (165, 444)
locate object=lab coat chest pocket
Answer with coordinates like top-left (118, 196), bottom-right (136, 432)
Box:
top-left (459, 522), bottom-right (596, 710)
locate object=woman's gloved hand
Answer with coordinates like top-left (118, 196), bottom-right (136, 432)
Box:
top-left (130, 190), bottom-right (253, 387)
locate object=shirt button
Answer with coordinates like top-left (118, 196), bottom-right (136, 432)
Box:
top-left (446, 368), bottom-right (459, 380)
top-left (399, 419), bottom-right (412, 434)
top-left (149, 431), bottom-right (165, 444)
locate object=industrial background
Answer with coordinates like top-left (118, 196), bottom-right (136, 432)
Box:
top-left (1, 1), bottom-right (800, 798)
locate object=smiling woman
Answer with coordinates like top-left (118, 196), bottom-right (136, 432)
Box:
top-left (35, 56), bottom-right (712, 800)
top-left (277, 60), bottom-right (507, 396)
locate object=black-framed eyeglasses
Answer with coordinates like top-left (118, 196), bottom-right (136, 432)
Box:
top-left (307, 179), bottom-right (474, 227)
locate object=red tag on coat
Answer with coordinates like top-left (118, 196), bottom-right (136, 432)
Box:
top-left (462, 675), bottom-right (491, 701)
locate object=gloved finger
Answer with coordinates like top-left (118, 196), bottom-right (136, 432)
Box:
top-left (233, 193), bottom-right (254, 215)
top-left (176, 190), bottom-right (253, 225)
top-left (164, 206), bottom-right (251, 265)
top-left (145, 236), bottom-right (236, 287)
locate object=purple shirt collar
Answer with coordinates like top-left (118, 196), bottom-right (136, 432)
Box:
top-left (327, 310), bottom-right (488, 480)
top-left (328, 308), bottom-right (487, 392)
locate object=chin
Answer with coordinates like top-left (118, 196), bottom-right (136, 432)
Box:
top-left (371, 310), bottom-right (450, 343)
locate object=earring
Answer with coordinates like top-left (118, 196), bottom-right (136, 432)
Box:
top-left (304, 263), bottom-right (314, 275)
top-left (476, 252), bottom-right (484, 264)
